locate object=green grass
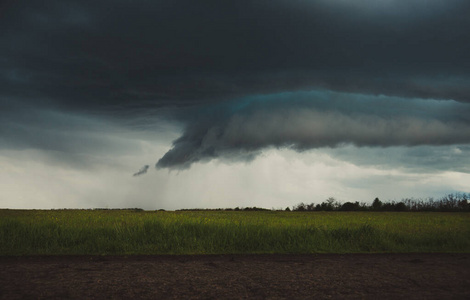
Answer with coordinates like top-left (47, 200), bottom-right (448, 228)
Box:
top-left (0, 210), bottom-right (469, 255)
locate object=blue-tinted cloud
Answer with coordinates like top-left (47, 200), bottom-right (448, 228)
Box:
top-left (156, 90), bottom-right (470, 169)
top-left (327, 144), bottom-right (470, 174)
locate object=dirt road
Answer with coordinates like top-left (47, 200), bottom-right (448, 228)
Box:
top-left (1, 254), bottom-right (469, 299)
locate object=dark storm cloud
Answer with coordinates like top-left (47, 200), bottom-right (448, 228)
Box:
top-left (156, 91), bottom-right (470, 169)
top-left (1, 0), bottom-right (470, 168)
top-left (1, 0), bottom-right (470, 111)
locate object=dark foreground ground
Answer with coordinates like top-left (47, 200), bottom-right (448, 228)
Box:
top-left (1, 254), bottom-right (469, 299)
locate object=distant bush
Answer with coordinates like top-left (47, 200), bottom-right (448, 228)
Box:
top-left (339, 202), bottom-right (361, 211)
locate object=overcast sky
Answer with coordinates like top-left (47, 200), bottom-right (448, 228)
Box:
top-left (1, 0), bottom-right (469, 210)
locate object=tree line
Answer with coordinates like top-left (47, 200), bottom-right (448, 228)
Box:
top-left (292, 193), bottom-right (470, 212)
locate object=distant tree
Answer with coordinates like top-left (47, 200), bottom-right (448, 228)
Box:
top-left (285, 207), bottom-right (291, 212)
top-left (359, 202), bottom-right (369, 211)
top-left (315, 197), bottom-right (337, 211)
top-left (326, 197), bottom-right (336, 206)
top-left (325, 197), bottom-right (337, 211)
top-left (372, 197), bottom-right (383, 211)
top-left (294, 202), bottom-right (306, 211)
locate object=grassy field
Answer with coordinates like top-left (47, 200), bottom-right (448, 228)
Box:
top-left (0, 209), bottom-right (469, 255)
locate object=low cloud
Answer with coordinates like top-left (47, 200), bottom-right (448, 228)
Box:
top-left (326, 145), bottom-right (470, 174)
top-left (157, 90), bottom-right (470, 169)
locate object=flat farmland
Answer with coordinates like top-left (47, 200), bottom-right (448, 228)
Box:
top-left (1, 210), bottom-right (470, 299)
top-left (1, 210), bottom-right (469, 255)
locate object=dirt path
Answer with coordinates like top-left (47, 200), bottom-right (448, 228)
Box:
top-left (1, 254), bottom-right (469, 299)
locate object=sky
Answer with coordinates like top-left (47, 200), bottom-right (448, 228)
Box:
top-left (1, 0), bottom-right (470, 210)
